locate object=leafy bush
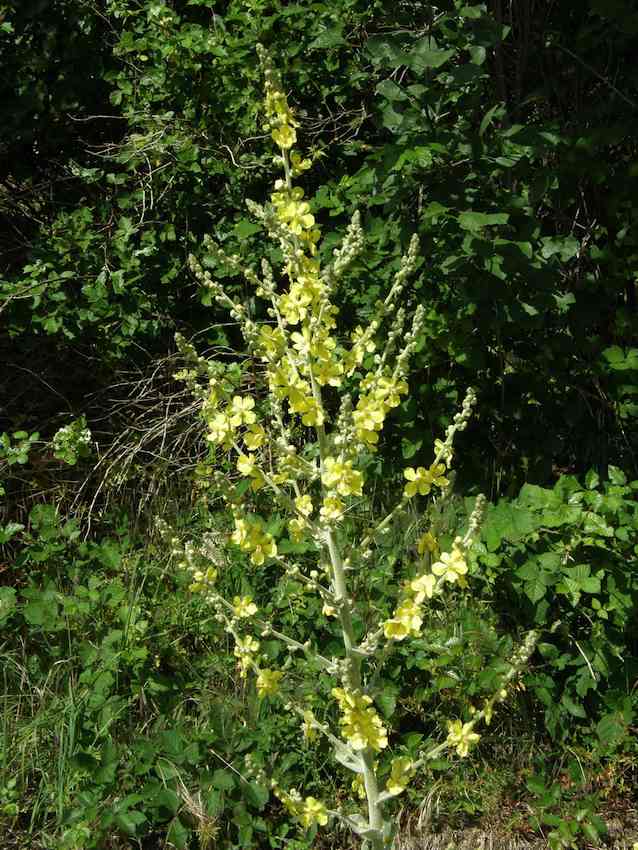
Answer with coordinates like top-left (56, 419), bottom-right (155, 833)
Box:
top-left (475, 466), bottom-right (638, 740)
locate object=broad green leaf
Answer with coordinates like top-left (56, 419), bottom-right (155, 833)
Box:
top-left (365, 36), bottom-right (406, 67)
top-left (234, 219), bottom-right (261, 238)
top-left (458, 210), bottom-right (509, 232)
top-left (561, 693), bottom-right (587, 718)
top-left (0, 522), bottom-right (23, 544)
top-left (166, 818), bottom-right (190, 850)
top-left (408, 39), bottom-right (455, 70)
top-left (468, 45), bottom-right (486, 65)
top-left (524, 576), bottom-right (548, 604)
top-left (309, 27), bottom-right (345, 49)
top-left (244, 781), bottom-right (269, 811)
top-left (211, 768), bottom-right (236, 791)
top-left (114, 810), bottom-right (146, 836)
top-left (596, 712), bottom-right (627, 747)
top-left (585, 469), bottom-right (599, 489)
top-left (375, 79), bottom-right (407, 101)
top-left (459, 5), bottom-right (485, 19)
top-left (540, 235), bottom-right (579, 261)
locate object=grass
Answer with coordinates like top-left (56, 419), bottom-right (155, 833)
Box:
top-left (1, 488), bottom-right (636, 849)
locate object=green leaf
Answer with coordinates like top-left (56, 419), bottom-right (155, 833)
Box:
top-left (596, 712), bottom-right (627, 747)
top-left (375, 79), bottom-right (407, 101)
top-left (244, 781), bottom-right (269, 811)
top-left (524, 576), bottom-right (548, 604)
top-left (602, 346), bottom-right (638, 371)
top-left (401, 436), bottom-right (422, 459)
top-left (365, 36), bottom-right (405, 67)
top-left (607, 466), bottom-right (627, 485)
top-left (155, 788), bottom-right (180, 815)
top-left (581, 822), bottom-right (602, 843)
top-left (234, 219), bottom-right (261, 238)
top-left (468, 45), bottom-right (486, 65)
top-left (408, 39), bottom-right (455, 70)
top-left (115, 811), bottom-right (146, 836)
top-left (166, 818), bottom-right (190, 850)
top-left (309, 27), bottom-right (345, 49)
top-left (458, 211), bottom-right (509, 232)
top-left (582, 512), bottom-right (613, 537)
top-left (479, 103), bottom-right (502, 137)
top-left (0, 521), bottom-right (24, 544)
top-left (585, 469), bottom-right (599, 490)
top-left (459, 5), bottom-right (485, 19)
top-left (561, 693), bottom-right (587, 718)
top-left (540, 235), bottom-right (579, 261)
top-left (375, 684), bottom-right (398, 719)
top-left (211, 769), bottom-right (236, 791)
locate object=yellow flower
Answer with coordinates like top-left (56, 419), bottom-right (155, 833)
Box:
top-left (483, 699), bottom-right (493, 726)
top-left (410, 572), bottom-right (436, 603)
top-left (428, 462), bottom-right (449, 489)
top-left (249, 532), bottom-right (277, 565)
top-left (278, 285), bottom-right (312, 325)
top-left (231, 517), bottom-right (277, 565)
top-left (320, 495), bottom-right (345, 523)
top-left (403, 463), bottom-right (449, 498)
top-left (237, 453), bottom-right (257, 477)
top-left (231, 517), bottom-right (250, 548)
top-left (232, 595), bottom-right (257, 618)
top-left (257, 325), bottom-right (286, 361)
top-left (403, 466), bottom-right (434, 498)
top-left (256, 668), bottom-right (283, 698)
top-left (352, 325), bottom-right (376, 353)
top-left (271, 123), bottom-right (296, 149)
top-left (288, 517), bottom-right (307, 543)
top-left (234, 635), bottom-right (260, 677)
top-left (314, 357), bottom-right (343, 387)
top-left (332, 688), bottom-right (388, 752)
top-left (322, 456), bottom-right (363, 497)
top-left (375, 376), bottom-right (408, 411)
top-left (300, 796), bottom-right (328, 828)
top-left (322, 602), bottom-right (337, 618)
top-left (353, 396), bottom-right (385, 435)
top-left (383, 598), bottom-right (423, 641)
top-left (189, 566), bottom-right (217, 593)
top-left (275, 785), bottom-right (303, 817)
top-left (278, 199), bottom-right (315, 234)
top-left (230, 395), bottom-right (256, 427)
top-left (244, 423), bottom-right (266, 450)
top-left (431, 546), bottom-right (467, 584)
top-left (300, 226), bottom-right (321, 255)
top-left (382, 618), bottom-right (410, 641)
top-left (295, 494), bottom-right (313, 517)
top-left (299, 397), bottom-right (324, 427)
top-left (386, 757), bottom-right (414, 796)
top-left (206, 411), bottom-right (233, 445)
top-left (446, 719), bottom-right (480, 758)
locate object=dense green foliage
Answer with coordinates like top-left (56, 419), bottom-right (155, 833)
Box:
top-left (1, 0), bottom-right (637, 847)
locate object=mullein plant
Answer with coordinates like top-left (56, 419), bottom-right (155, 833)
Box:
top-left (179, 46), bottom-right (537, 850)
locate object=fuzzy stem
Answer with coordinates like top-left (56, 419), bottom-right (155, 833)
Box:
top-left (312, 387), bottom-right (386, 847)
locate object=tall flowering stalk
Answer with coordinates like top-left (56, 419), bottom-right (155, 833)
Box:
top-left (181, 46), bottom-right (537, 850)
